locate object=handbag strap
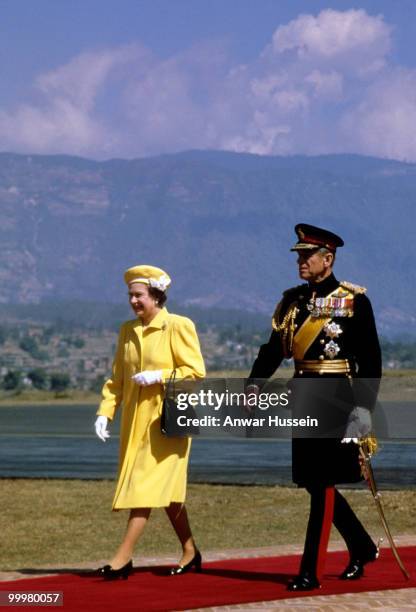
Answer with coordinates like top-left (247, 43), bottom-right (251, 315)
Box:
top-left (165, 369), bottom-right (176, 398)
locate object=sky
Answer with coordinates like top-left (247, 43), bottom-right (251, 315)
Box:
top-left (1, 0), bottom-right (416, 161)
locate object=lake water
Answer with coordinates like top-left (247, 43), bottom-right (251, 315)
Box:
top-left (0, 404), bottom-right (415, 488)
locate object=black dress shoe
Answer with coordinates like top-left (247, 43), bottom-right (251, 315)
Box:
top-left (287, 573), bottom-right (321, 591)
top-left (170, 550), bottom-right (202, 575)
top-left (339, 546), bottom-right (379, 580)
top-left (339, 559), bottom-right (366, 580)
top-left (97, 560), bottom-right (133, 581)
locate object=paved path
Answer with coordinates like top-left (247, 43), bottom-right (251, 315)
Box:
top-left (1, 536), bottom-right (414, 610)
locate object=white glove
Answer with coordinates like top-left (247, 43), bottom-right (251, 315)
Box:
top-left (131, 370), bottom-right (163, 386)
top-left (341, 406), bottom-right (372, 444)
top-left (95, 416), bottom-right (110, 442)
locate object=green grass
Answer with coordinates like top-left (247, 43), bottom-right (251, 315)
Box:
top-left (1, 369), bottom-right (415, 406)
top-left (0, 389), bottom-right (101, 405)
top-left (0, 480), bottom-right (414, 571)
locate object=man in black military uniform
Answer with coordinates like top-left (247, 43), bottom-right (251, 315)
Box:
top-left (248, 224), bottom-right (382, 591)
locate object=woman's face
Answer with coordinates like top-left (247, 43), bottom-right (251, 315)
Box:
top-left (128, 282), bottom-right (160, 323)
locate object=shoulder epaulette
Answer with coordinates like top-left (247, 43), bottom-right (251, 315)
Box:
top-left (340, 280), bottom-right (367, 295)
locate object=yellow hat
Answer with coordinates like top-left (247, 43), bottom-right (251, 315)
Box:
top-left (124, 265), bottom-right (171, 291)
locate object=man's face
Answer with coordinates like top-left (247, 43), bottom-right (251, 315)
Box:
top-left (297, 249), bottom-right (333, 282)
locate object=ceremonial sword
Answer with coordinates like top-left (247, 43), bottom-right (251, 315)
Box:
top-left (358, 436), bottom-right (410, 581)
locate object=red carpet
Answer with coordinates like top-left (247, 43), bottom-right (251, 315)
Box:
top-left (2, 547), bottom-right (415, 611)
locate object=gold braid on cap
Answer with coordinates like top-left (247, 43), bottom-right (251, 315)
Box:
top-left (272, 300), bottom-right (299, 358)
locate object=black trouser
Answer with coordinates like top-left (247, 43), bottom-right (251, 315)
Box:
top-left (300, 485), bottom-right (376, 579)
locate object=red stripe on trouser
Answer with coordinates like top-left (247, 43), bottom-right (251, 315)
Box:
top-left (316, 486), bottom-right (335, 580)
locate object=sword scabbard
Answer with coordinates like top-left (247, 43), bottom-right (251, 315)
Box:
top-left (358, 444), bottom-right (410, 581)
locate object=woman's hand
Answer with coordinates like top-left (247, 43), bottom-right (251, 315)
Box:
top-left (95, 416), bottom-right (110, 441)
top-left (131, 370), bottom-right (163, 386)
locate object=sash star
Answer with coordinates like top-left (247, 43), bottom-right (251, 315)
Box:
top-left (324, 340), bottom-right (340, 359)
top-left (324, 321), bottom-right (343, 339)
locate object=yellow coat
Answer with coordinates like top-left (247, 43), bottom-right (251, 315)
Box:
top-left (97, 307), bottom-right (205, 509)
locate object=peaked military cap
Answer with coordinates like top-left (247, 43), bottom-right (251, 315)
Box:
top-left (290, 224), bottom-right (344, 252)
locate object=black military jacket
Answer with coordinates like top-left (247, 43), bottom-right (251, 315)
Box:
top-left (249, 273), bottom-right (382, 486)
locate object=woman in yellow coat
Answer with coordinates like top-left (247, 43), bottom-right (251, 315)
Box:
top-left (94, 265), bottom-right (205, 580)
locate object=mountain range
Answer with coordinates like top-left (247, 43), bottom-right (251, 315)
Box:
top-left (1, 150), bottom-right (415, 337)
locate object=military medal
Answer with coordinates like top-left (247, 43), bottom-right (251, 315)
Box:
top-left (307, 292), bottom-right (354, 318)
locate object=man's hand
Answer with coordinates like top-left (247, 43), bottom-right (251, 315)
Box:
top-left (95, 415), bottom-right (110, 442)
top-left (341, 406), bottom-right (372, 444)
top-left (131, 370), bottom-right (163, 386)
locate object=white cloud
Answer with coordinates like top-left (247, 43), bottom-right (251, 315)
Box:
top-left (36, 47), bottom-right (137, 110)
top-left (0, 100), bottom-right (101, 154)
top-left (305, 70), bottom-right (343, 100)
top-left (0, 44), bottom-right (147, 156)
top-left (269, 8), bottom-right (391, 74)
top-left (341, 69), bottom-right (416, 161)
top-left (217, 9), bottom-right (410, 158)
top-left (1, 9), bottom-right (416, 162)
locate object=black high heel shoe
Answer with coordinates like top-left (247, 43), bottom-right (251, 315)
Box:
top-left (170, 550), bottom-right (202, 575)
top-left (97, 560), bottom-right (133, 581)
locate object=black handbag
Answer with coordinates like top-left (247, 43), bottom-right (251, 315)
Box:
top-left (161, 370), bottom-right (200, 437)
